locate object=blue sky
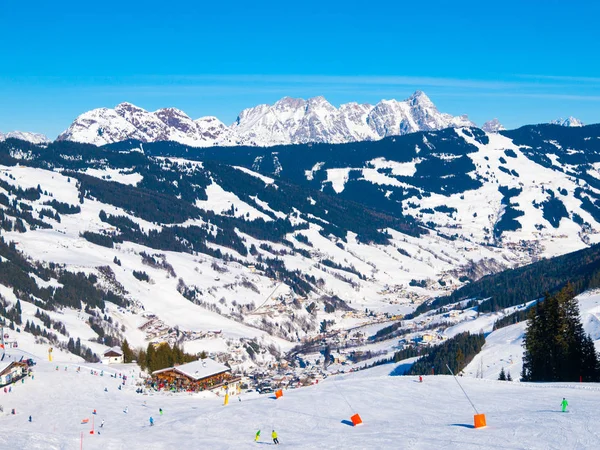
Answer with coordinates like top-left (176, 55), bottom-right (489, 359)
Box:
top-left (1, 0), bottom-right (599, 138)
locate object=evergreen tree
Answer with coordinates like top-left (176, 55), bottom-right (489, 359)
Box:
top-left (507, 371), bottom-right (512, 381)
top-left (498, 367), bottom-right (506, 381)
top-left (522, 284), bottom-right (600, 382)
top-left (137, 347), bottom-right (147, 371)
top-left (405, 332), bottom-right (485, 376)
top-left (145, 343), bottom-right (156, 372)
top-left (121, 339), bottom-right (134, 363)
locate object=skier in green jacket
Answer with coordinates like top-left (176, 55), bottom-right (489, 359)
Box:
top-left (255, 430), bottom-right (261, 442)
top-left (561, 398), bottom-right (568, 412)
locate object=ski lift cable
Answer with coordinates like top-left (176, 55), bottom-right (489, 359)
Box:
top-left (251, 282), bottom-right (284, 313)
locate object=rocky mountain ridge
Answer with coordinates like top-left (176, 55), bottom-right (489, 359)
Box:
top-left (0, 130), bottom-right (50, 145)
top-left (57, 91), bottom-right (477, 146)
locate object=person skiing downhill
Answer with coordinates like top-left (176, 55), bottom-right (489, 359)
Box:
top-left (123, 406), bottom-right (128, 414)
top-left (100, 419), bottom-right (105, 428)
top-left (255, 430), bottom-right (261, 442)
top-left (272, 430), bottom-right (279, 445)
top-left (149, 417), bottom-right (154, 426)
top-left (561, 398), bottom-right (568, 412)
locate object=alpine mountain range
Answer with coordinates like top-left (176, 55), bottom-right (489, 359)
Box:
top-left (2, 91), bottom-right (584, 146)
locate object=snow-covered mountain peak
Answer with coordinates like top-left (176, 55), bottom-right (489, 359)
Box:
top-left (155, 107), bottom-right (194, 127)
top-left (273, 96), bottom-right (306, 109)
top-left (59, 92), bottom-right (479, 147)
top-left (340, 101), bottom-right (373, 110)
top-left (482, 118), bottom-right (506, 133)
top-left (0, 131), bottom-right (50, 145)
top-left (195, 116), bottom-right (225, 125)
top-left (551, 116), bottom-right (584, 127)
top-left (407, 90), bottom-right (434, 107)
top-left (114, 102), bottom-right (146, 114)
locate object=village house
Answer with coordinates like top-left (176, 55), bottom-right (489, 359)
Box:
top-left (103, 346), bottom-right (124, 364)
top-left (0, 361), bottom-right (28, 387)
top-left (422, 333), bottom-right (436, 342)
top-left (151, 358), bottom-right (241, 393)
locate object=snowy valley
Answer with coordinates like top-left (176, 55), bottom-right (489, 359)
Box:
top-left (1, 121), bottom-right (600, 448)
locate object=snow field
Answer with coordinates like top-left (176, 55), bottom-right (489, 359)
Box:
top-left (3, 356), bottom-right (600, 449)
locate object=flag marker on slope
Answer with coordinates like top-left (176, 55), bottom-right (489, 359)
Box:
top-left (446, 364), bottom-right (486, 429)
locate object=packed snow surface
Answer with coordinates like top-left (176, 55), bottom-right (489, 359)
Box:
top-left (2, 355), bottom-right (600, 449)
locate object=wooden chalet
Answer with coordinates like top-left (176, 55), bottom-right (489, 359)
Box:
top-left (0, 361), bottom-right (28, 387)
top-left (151, 358), bottom-right (240, 392)
top-left (103, 346), bottom-right (124, 364)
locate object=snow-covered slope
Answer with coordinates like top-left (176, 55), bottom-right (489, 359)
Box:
top-left (0, 131), bottom-right (50, 145)
top-left (198, 124), bottom-right (600, 260)
top-left (0, 141), bottom-right (529, 375)
top-left (3, 350), bottom-right (600, 449)
top-left (3, 126), bottom-right (600, 382)
top-left (460, 290), bottom-right (600, 381)
top-left (58, 91), bottom-right (476, 146)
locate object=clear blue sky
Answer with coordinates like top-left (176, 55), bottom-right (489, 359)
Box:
top-left (1, 0), bottom-right (599, 138)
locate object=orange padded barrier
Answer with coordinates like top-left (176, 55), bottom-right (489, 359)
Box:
top-left (474, 414), bottom-right (486, 428)
top-left (351, 414), bottom-right (363, 426)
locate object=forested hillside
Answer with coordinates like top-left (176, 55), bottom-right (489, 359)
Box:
top-left (413, 244), bottom-right (600, 317)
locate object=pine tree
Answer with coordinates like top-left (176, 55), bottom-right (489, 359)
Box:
top-left (137, 348), bottom-right (147, 371)
top-left (145, 343), bottom-right (156, 372)
top-left (498, 367), bottom-right (506, 381)
top-left (121, 339), bottom-right (134, 363)
top-left (456, 348), bottom-right (465, 370)
top-left (507, 371), bottom-right (512, 381)
top-left (522, 285), bottom-right (600, 382)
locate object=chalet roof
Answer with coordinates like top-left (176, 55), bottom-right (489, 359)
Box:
top-left (152, 358), bottom-right (230, 381)
top-left (0, 361), bottom-right (11, 375)
top-left (0, 361), bottom-right (25, 376)
top-left (103, 346), bottom-right (123, 357)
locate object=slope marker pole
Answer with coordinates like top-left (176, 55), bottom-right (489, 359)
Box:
top-left (446, 364), bottom-right (487, 428)
top-left (445, 364), bottom-right (478, 414)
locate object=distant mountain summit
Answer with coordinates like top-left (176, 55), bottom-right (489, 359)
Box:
top-left (0, 131), bottom-right (50, 145)
top-left (551, 116), bottom-right (584, 127)
top-left (481, 118), bottom-right (505, 133)
top-left (57, 91), bottom-right (476, 147)
top-left (55, 102), bottom-right (234, 147)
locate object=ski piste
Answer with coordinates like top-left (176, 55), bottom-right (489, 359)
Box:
top-left (1, 347), bottom-right (600, 449)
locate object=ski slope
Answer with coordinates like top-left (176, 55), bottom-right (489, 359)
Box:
top-left (3, 353), bottom-right (600, 449)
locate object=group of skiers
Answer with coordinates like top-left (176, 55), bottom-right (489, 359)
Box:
top-left (148, 408), bottom-right (164, 426)
top-left (255, 429), bottom-right (279, 445)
